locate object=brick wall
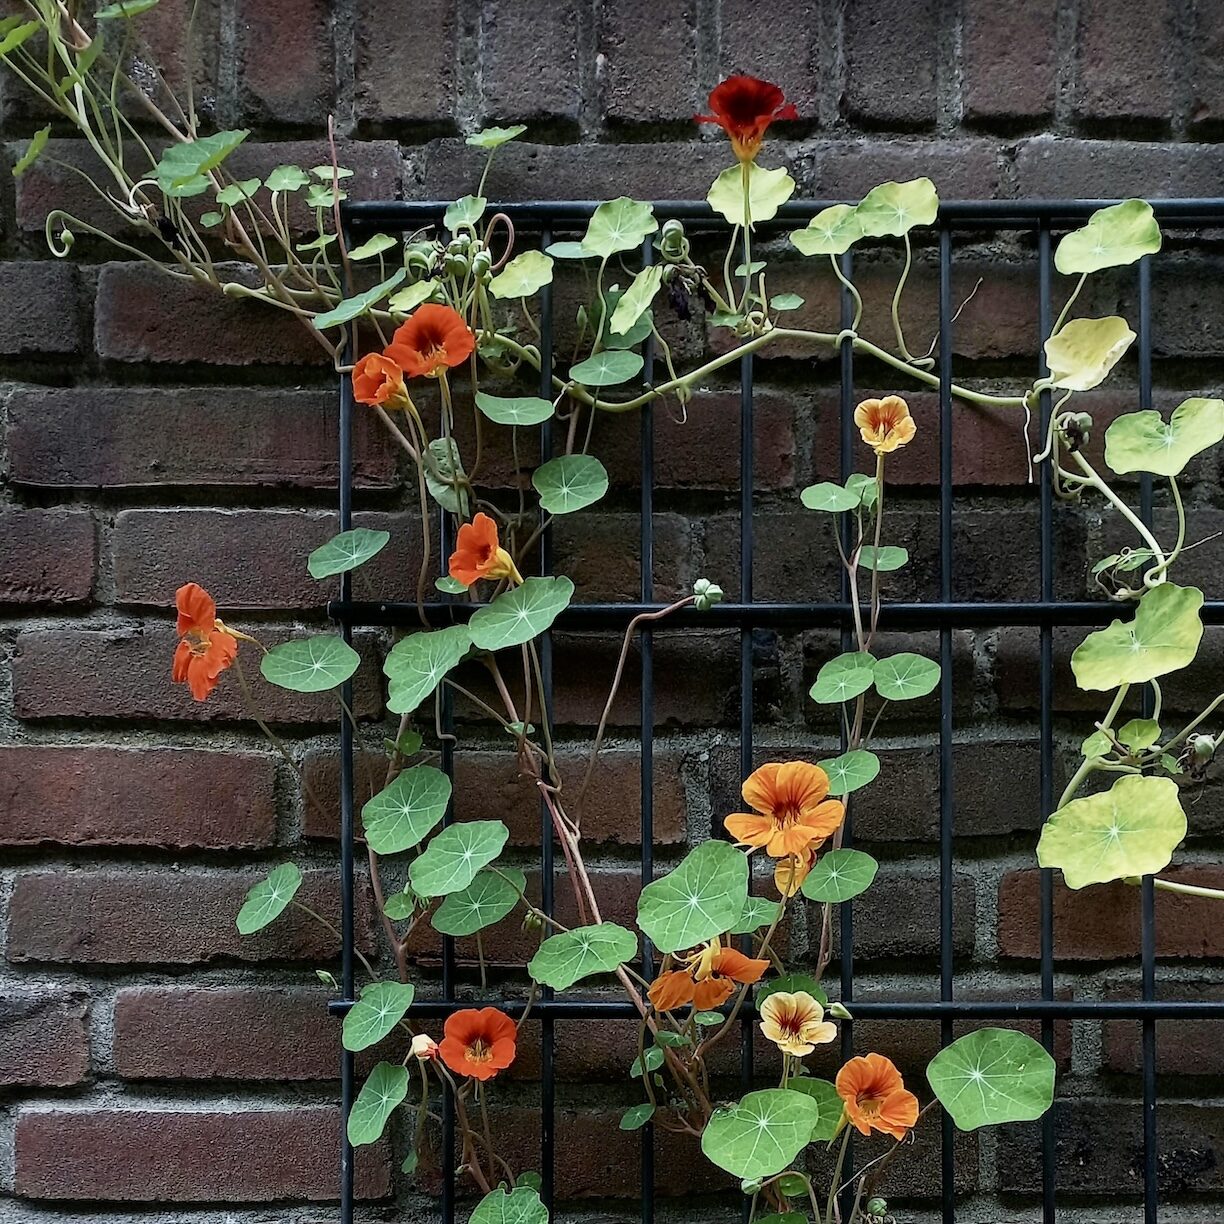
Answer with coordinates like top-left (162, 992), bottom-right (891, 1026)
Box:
top-left (3, 1), bottom-right (1224, 1221)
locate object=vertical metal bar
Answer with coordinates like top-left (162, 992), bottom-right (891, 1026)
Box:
top-left (337, 357), bottom-right (356, 1224)
top-left (439, 524), bottom-right (457, 1224)
top-left (1037, 222), bottom-right (1058, 1224)
top-left (639, 235), bottom-right (656, 1224)
top-left (1137, 254), bottom-right (1158, 1224)
top-left (937, 224), bottom-right (955, 1224)
top-left (538, 222), bottom-right (557, 1214)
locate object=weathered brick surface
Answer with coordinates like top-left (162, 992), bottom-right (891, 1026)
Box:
top-left (843, 0), bottom-right (938, 129)
top-left (0, 262), bottom-right (81, 355)
top-left (236, 0), bottom-right (335, 124)
top-left (354, 0), bottom-right (457, 126)
top-left (1075, 0), bottom-right (1175, 127)
top-left (0, 508), bottom-right (95, 605)
top-left (482, 0), bottom-right (580, 123)
top-left (599, 0), bottom-right (698, 125)
top-left (0, 746), bottom-right (277, 849)
top-left (0, 991), bottom-right (90, 1088)
top-left (962, 0), bottom-right (1057, 126)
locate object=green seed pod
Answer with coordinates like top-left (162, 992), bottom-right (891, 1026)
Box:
top-left (1193, 734), bottom-right (1217, 763)
top-left (659, 217), bottom-right (687, 259)
top-left (866, 1198), bottom-right (887, 1217)
top-left (471, 249), bottom-right (493, 278)
top-left (444, 252), bottom-right (469, 279)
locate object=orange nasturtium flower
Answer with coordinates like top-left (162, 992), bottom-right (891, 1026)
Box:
top-left (836, 1053), bottom-right (920, 1141)
top-left (438, 1007), bottom-right (517, 1082)
top-left (724, 762), bottom-right (845, 858)
top-left (854, 394), bottom-right (917, 454)
top-left (695, 75), bottom-right (798, 162)
top-left (759, 990), bottom-right (838, 1056)
top-left (172, 582), bottom-right (238, 702)
top-left (351, 352), bottom-right (412, 410)
top-left (385, 302), bottom-right (475, 378)
top-left (448, 512), bottom-right (523, 587)
top-left (774, 844), bottom-right (818, 898)
top-left (648, 937), bottom-right (769, 1012)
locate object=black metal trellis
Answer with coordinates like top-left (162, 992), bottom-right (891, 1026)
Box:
top-left (331, 198), bottom-right (1224, 1224)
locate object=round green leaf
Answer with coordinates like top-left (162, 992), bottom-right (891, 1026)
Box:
top-left (855, 177), bottom-right (939, 238)
top-left (610, 265), bottom-right (663, 336)
top-left (384, 625), bottom-right (473, 714)
top-left (873, 652), bottom-right (941, 700)
top-left (215, 178), bottom-right (262, 207)
top-left (1054, 199), bottom-right (1162, 275)
top-left (362, 764), bottom-right (452, 855)
top-left (858, 545), bottom-right (908, 572)
top-left (348, 233), bottom-right (397, 262)
top-left (383, 890), bottom-right (416, 920)
top-left (1044, 315), bottom-right (1135, 392)
top-left (770, 293), bottom-right (804, 311)
top-left (1104, 397), bottom-right (1224, 478)
top-left (817, 750), bottom-right (880, 796)
top-left (1081, 730), bottom-right (1113, 759)
top-left (927, 1028), bottom-right (1055, 1130)
top-left (312, 270), bottom-right (406, 331)
top-left (528, 922), bottom-right (638, 990)
top-left (471, 1185), bottom-right (548, 1224)
top-left (468, 576), bottom-right (574, 651)
top-left (532, 455), bottom-right (609, 514)
top-left (845, 472), bottom-right (879, 510)
top-left (155, 129), bottom-right (249, 195)
top-left (801, 481), bottom-right (860, 513)
top-left (307, 528), bottom-right (390, 580)
top-left (544, 240), bottom-right (594, 261)
top-left (389, 280), bottom-right (440, 314)
top-left (810, 651), bottom-right (877, 704)
top-left (1037, 773), bottom-right (1186, 889)
top-left (236, 863), bottom-right (302, 934)
top-left (432, 867), bottom-right (525, 936)
top-left (260, 636), bottom-right (360, 693)
top-left (445, 194), bottom-right (487, 232)
top-left (474, 392), bottom-right (555, 427)
top-left (465, 124), bottom-right (528, 150)
top-left (700, 1089), bottom-right (822, 1180)
top-left (348, 1062), bottom-right (408, 1146)
top-left (436, 576), bottom-right (468, 594)
top-left (569, 349), bottom-right (644, 388)
top-left (637, 840), bottom-right (748, 954)
top-left (783, 1078), bottom-right (844, 1141)
top-left (265, 163), bottom-right (310, 192)
top-left (489, 250), bottom-right (554, 300)
top-left (582, 197), bottom-right (658, 258)
top-left (408, 820), bottom-right (509, 898)
top-left (342, 981), bottom-right (416, 1052)
top-left (425, 437), bottom-right (469, 516)
top-left (1070, 582), bottom-right (1204, 691)
top-left (1117, 718), bottom-right (1161, 752)
top-left (707, 162), bottom-right (796, 226)
top-left (790, 203), bottom-right (862, 256)
top-left (620, 1103), bottom-right (656, 1131)
top-left (729, 895), bottom-right (781, 934)
top-left (800, 848), bottom-right (879, 902)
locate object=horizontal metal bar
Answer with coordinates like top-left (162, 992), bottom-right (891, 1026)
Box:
top-left (329, 597), bottom-right (1224, 631)
top-left (327, 997), bottom-right (1224, 1020)
top-left (343, 197), bottom-right (1224, 229)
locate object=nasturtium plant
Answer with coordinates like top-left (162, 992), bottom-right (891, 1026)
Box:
top-left (235, 863), bottom-right (302, 934)
top-left (528, 923), bottom-right (638, 990)
top-left (348, 1061), bottom-right (409, 1146)
top-left (532, 456), bottom-right (609, 514)
top-left (1043, 315), bottom-right (1136, 392)
top-left (810, 651), bottom-right (877, 703)
top-left (582, 197), bottom-right (658, 257)
top-left (468, 577), bottom-right (575, 650)
top-left (342, 981), bottom-right (416, 1052)
top-left (475, 392), bottom-right (555, 426)
top-left (489, 250), bottom-right (554, 299)
top-left (409, 820), bottom-right (510, 897)
top-left (384, 625), bottom-right (473, 714)
top-left (854, 177), bottom-right (939, 237)
top-left (432, 868), bottom-right (526, 936)
top-left (707, 162), bottom-right (796, 225)
top-left (1054, 198), bottom-right (1162, 275)
top-left (260, 636), bottom-right (360, 693)
top-left (361, 765), bottom-right (452, 855)
top-left (307, 528), bottom-right (390, 579)
top-left (790, 203), bottom-right (862, 256)
top-left (637, 840), bottom-right (748, 953)
top-left (800, 848), bottom-right (879, 903)
top-left (1104, 397), bottom-right (1224, 477)
top-left (701, 1089), bottom-right (822, 1180)
top-left (927, 1029), bottom-right (1056, 1130)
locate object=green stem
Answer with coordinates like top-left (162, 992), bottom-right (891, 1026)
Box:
top-left (829, 254), bottom-right (864, 331)
top-left (1143, 476), bottom-right (1186, 588)
top-left (891, 232), bottom-right (917, 362)
top-left (1069, 450), bottom-right (1168, 572)
top-left (1052, 272), bottom-right (1087, 336)
top-left (825, 1128), bottom-right (853, 1224)
top-left (738, 159), bottom-right (753, 312)
top-left (1147, 876), bottom-right (1224, 901)
top-left (1057, 683), bottom-right (1130, 809)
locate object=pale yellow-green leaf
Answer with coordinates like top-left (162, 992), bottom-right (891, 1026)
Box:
top-left (854, 177), bottom-right (939, 237)
top-left (1054, 199), bottom-right (1162, 276)
top-left (707, 162), bottom-right (796, 226)
top-left (1044, 315), bottom-right (1135, 392)
top-left (1104, 397), bottom-right (1224, 478)
top-left (388, 280), bottom-right (439, 314)
top-left (488, 249), bottom-right (554, 300)
top-left (610, 265), bottom-right (663, 335)
top-left (790, 203), bottom-right (862, 256)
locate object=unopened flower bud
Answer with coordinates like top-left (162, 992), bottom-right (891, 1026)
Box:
top-left (471, 249), bottom-right (493, 278)
top-left (693, 578), bottom-right (724, 611)
top-left (866, 1197), bottom-right (887, 1217)
top-left (444, 252), bottom-right (469, 278)
top-left (659, 218), bottom-right (688, 260)
top-left (411, 1034), bottom-right (439, 1060)
top-left (523, 910), bottom-right (545, 933)
top-left (1193, 734), bottom-right (1217, 763)
top-left (827, 1001), bottom-right (853, 1021)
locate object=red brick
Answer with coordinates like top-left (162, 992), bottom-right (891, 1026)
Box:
top-left (844, 0), bottom-right (938, 129)
top-left (0, 746), bottom-right (276, 849)
top-left (999, 865), bottom-right (1224, 961)
top-left (119, 0), bottom-right (221, 115)
top-left (481, 0), bottom-right (580, 123)
top-left (1151, 255), bottom-right (1224, 359)
top-left (599, 0), bottom-right (699, 125)
top-left (236, 0), bottom-right (334, 124)
top-left (355, 0), bottom-right (457, 126)
top-left (113, 509), bottom-right (421, 609)
top-left (6, 385), bottom-right (396, 490)
top-left (13, 1107), bottom-right (389, 1201)
top-left (0, 991), bottom-right (89, 1088)
top-left (0, 262), bottom-right (80, 355)
top-left (95, 263), bottom-right (326, 367)
top-left (302, 744), bottom-right (688, 847)
top-left (1102, 981), bottom-right (1224, 1076)
top-left (962, 0), bottom-right (1057, 127)
top-left (11, 625), bottom-right (382, 725)
top-left (720, 0), bottom-right (822, 117)
top-left (1013, 137), bottom-right (1224, 198)
top-left (113, 986), bottom-right (339, 1081)
top-left (813, 139), bottom-right (1003, 199)
top-left (5, 868), bottom-right (373, 965)
top-left (1190, 4), bottom-right (1224, 131)
top-left (553, 513), bottom-right (695, 601)
top-left (1075, 0), bottom-right (1175, 128)
top-left (0, 509), bottom-right (95, 604)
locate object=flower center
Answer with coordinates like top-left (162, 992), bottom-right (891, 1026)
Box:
top-left (185, 628), bottom-right (212, 657)
top-left (856, 1092), bottom-right (882, 1116)
top-left (467, 1038), bottom-right (492, 1063)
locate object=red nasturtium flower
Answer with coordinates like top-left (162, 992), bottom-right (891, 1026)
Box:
top-left (439, 1007), bottom-right (517, 1081)
top-left (854, 394), bottom-right (917, 454)
top-left (448, 512), bottom-right (523, 587)
top-left (836, 1053), bottom-right (920, 1141)
top-left (695, 75), bottom-right (798, 162)
top-left (172, 582), bottom-right (238, 702)
top-left (648, 937), bottom-right (769, 1012)
top-left (352, 352), bottom-right (411, 410)
top-left (724, 762), bottom-right (846, 858)
top-left (385, 303), bottom-right (475, 378)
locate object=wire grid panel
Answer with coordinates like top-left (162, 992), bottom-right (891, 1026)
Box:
top-left (331, 199), bottom-right (1224, 1224)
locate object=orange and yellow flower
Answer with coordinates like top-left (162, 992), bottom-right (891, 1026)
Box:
top-left (724, 762), bottom-right (845, 859)
top-left (759, 990), bottom-right (837, 1056)
top-left (385, 303), bottom-right (475, 378)
top-left (172, 582), bottom-right (238, 702)
top-left (448, 512), bottom-right (523, 587)
top-left (648, 937), bottom-right (769, 1013)
top-left (438, 1007), bottom-right (516, 1081)
top-left (774, 844), bottom-right (819, 898)
top-left (854, 395), bottom-right (917, 454)
top-left (836, 1053), bottom-right (920, 1141)
top-left (695, 75), bottom-right (798, 162)
top-left (352, 352), bottom-right (412, 409)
